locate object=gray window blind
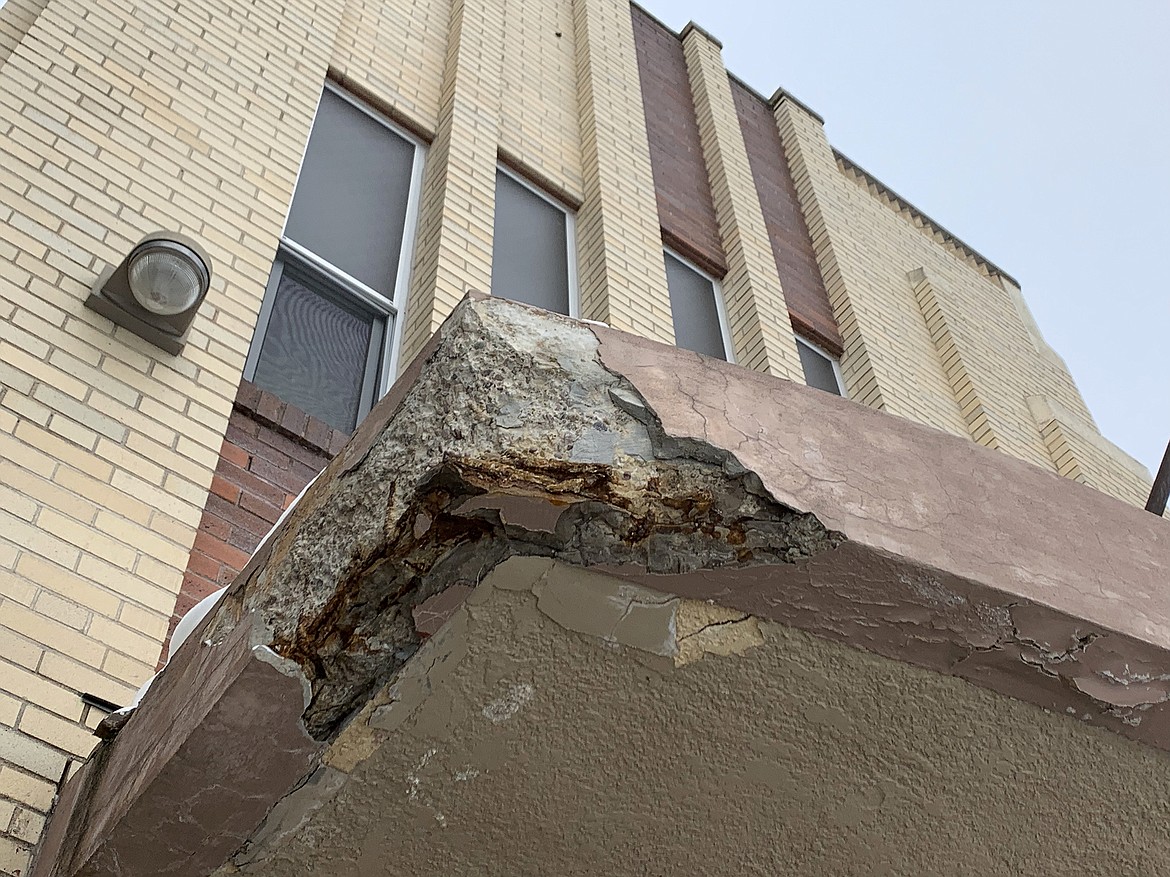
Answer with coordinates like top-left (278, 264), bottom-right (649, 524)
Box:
top-left (491, 172), bottom-right (571, 314)
top-left (251, 265), bottom-right (385, 432)
top-left (796, 337), bottom-right (842, 395)
top-left (284, 89), bottom-right (415, 295)
top-left (664, 252), bottom-right (726, 360)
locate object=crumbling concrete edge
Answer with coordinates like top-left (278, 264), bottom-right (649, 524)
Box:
top-left (32, 294), bottom-right (1170, 877)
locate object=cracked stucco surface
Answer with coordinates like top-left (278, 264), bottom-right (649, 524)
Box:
top-left (196, 295), bottom-right (1170, 750)
top-left (37, 295), bottom-right (1170, 877)
top-left (223, 560), bottom-right (1170, 876)
top-left (594, 322), bottom-right (1170, 729)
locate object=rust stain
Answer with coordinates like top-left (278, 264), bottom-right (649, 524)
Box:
top-left (262, 451), bottom-right (837, 739)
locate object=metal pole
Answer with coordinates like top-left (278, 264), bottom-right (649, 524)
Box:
top-left (1147, 439), bottom-right (1170, 516)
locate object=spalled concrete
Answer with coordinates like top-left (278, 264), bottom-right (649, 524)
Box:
top-left (214, 562), bottom-right (1170, 875)
top-left (32, 294), bottom-right (1170, 876)
top-left (32, 615), bottom-right (320, 876)
top-left (202, 294), bottom-right (839, 740)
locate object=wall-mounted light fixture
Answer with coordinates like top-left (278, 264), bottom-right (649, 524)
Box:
top-left (85, 232), bottom-right (212, 355)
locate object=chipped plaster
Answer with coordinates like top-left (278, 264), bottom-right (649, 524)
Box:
top-left (34, 295), bottom-right (1170, 877)
top-left (226, 573), bottom-right (1170, 875)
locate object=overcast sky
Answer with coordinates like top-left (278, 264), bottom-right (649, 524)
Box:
top-left (640, 0), bottom-right (1169, 477)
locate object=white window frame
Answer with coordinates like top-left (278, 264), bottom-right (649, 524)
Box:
top-left (795, 334), bottom-right (846, 397)
top-left (663, 246), bottom-right (736, 363)
top-left (495, 165), bottom-right (580, 318)
top-left (244, 83), bottom-right (427, 419)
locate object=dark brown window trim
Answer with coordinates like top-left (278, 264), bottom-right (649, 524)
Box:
top-left (791, 313), bottom-right (844, 360)
top-left (661, 228), bottom-right (726, 280)
top-left (497, 147), bottom-right (584, 212)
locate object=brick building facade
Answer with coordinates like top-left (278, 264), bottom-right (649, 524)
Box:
top-left (0, 0), bottom-right (1153, 869)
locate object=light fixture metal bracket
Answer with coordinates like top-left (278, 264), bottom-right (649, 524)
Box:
top-left (84, 231), bottom-right (212, 355)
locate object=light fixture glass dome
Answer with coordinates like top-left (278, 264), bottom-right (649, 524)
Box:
top-left (127, 242), bottom-right (208, 316)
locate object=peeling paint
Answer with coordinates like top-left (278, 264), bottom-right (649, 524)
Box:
top-left (675, 600), bottom-right (764, 666)
top-left (42, 295), bottom-right (1170, 877)
top-left (226, 581), bottom-right (1170, 876)
top-left (233, 767), bottom-right (347, 866)
top-left (412, 585), bottom-right (475, 638)
top-left (533, 562), bottom-right (679, 656)
top-left (482, 683), bottom-right (535, 724)
top-left (900, 572), bottom-right (966, 609)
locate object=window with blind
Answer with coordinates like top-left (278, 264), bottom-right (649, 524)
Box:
top-left (490, 169), bottom-right (577, 316)
top-left (244, 86), bottom-right (425, 432)
top-left (664, 250), bottom-right (732, 361)
top-left (796, 335), bottom-right (845, 396)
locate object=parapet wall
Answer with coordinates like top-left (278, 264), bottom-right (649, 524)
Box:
top-left (31, 296), bottom-right (1170, 877)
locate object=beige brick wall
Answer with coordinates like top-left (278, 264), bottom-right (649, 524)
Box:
top-left (681, 24), bottom-right (802, 381)
top-left (362, 0), bottom-right (586, 368)
top-left (775, 96), bottom-right (1149, 504)
top-left (0, 0), bottom-right (343, 864)
top-left (572, 0), bottom-right (674, 340)
top-left (909, 268), bottom-right (1004, 450)
top-left (774, 98), bottom-right (894, 413)
top-left (500, 0), bottom-right (582, 198)
top-left (399, 0), bottom-right (505, 365)
top-left (331, 0), bottom-right (451, 133)
top-left (0, 0), bottom-right (48, 67)
top-left (1028, 396), bottom-right (1151, 508)
top-left (399, 0), bottom-right (677, 357)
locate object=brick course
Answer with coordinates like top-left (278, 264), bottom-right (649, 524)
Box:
top-left (571, 0), bottom-right (674, 341)
top-left (731, 78), bottom-right (842, 356)
top-left (165, 383), bottom-right (343, 653)
top-left (631, 6), bottom-right (725, 277)
top-left (681, 26), bottom-right (804, 381)
top-left (499, 0), bottom-right (582, 199)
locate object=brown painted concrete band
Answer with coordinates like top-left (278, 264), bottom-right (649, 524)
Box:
top-left (592, 323), bottom-right (1170, 737)
top-left (32, 296), bottom-right (1170, 876)
top-left (30, 618), bottom-right (320, 877)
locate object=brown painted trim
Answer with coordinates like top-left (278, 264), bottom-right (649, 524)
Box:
top-left (326, 68), bottom-right (436, 145)
top-left (32, 621), bottom-right (321, 877)
top-left (660, 227), bottom-right (726, 280)
top-left (790, 313), bottom-right (844, 359)
top-left (497, 148), bottom-right (584, 211)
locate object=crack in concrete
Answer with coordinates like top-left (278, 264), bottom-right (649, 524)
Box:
top-left (204, 303), bottom-right (843, 740)
top-left (676, 613), bottom-right (753, 642)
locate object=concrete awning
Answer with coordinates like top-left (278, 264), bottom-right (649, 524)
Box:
top-left (32, 295), bottom-right (1170, 875)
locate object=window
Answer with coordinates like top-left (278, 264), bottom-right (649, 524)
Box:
top-left (244, 86), bottom-right (425, 432)
top-left (490, 169), bottom-right (577, 315)
top-left (796, 335), bottom-right (845, 396)
top-left (664, 250), bottom-right (733, 361)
